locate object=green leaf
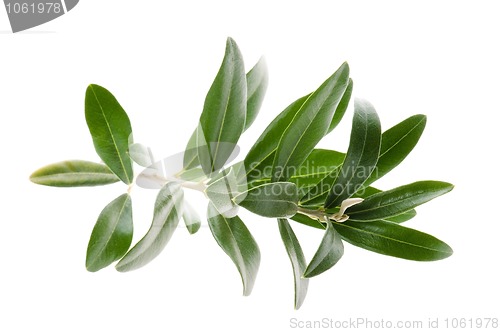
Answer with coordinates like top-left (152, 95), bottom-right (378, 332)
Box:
top-left (183, 58), bottom-right (268, 171)
top-left (299, 150), bottom-right (346, 206)
top-left (207, 203), bottom-right (260, 296)
top-left (291, 214), bottom-right (326, 230)
top-left (245, 57), bottom-right (269, 131)
top-left (348, 181), bottom-right (454, 221)
top-left (303, 221), bottom-right (344, 278)
top-left (182, 201), bottom-right (201, 234)
top-left (300, 157), bottom-right (385, 208)
top-left (384, 209), bottom-right (417, 223)
top-left (288, 149), bottom-right (344, 196)
top-left (324, 99), bottom-right (382, 209)
top-left (128, 143), bottom-right (155, 168)
top-left (277, 218), bottom-right (309, 310)
top-left (333, 220), bottom-right (453, 261)
top-left (242, 94), bottom-right (311, 183)
top-left (30, 160), bottom-right (120, 187)
top-left (86, 194), bottom-right (133, 272)
top-left (182, 129), bottom-right (199, 170)
top-left (197, 37), bottom-right (247, 175)
top-left (291, 208), bottom-right (415, 231)
top-left (327, 78), bottom-right (353, 133)
top-left (205, 168), bottom-right (240, 218)
top-left (301, 176), bottom-right (388, 210)
top-left (353, 185), bottom-right (417, 223)
top-left (363, 114), bottom-right (427, 187)
top-left (115, 183), bottom-right (183, 272)
top-left (272, 62), bottom-right (350, 181)
top-left (235, 182), bottom-right (299, 218)
top-left (85, 84), bottom-right (134, 184)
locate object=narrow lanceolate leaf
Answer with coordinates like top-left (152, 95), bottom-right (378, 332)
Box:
top-left (278, 218), bottom-right (309, 310)
top-left (86, 194), bottom-right (133, 272)
top-left (85, 84), bottom-right (133, 184)
top-left (352, 185), bottom-right (417, 223)
top-left (363, 114), bottom-right (427, 188)
top-left (303, 221), bottom-right (344, 278)
top-left (272, 63), bottom-right (350, 181)
top-left (333, 220), bottom-right (453, 261)
top-left (234, 182), bottom-right (299, 218)
top-left (183, 58), bottom-right (268, 170)
top-left (324, 99), bottom-right (382, 209)
top-left (348, 181), bottom-right (454, 221)
top-left (115, 183), bottom-right (183, 272)
top-left (242, 94), bottom-right (310, 183)
top-left (245, 57), bottom-right (269, 131)
top-left (30, 160), bottom-right (119, 187)
top-left (197, 37), bottom-right (247, 175)
top-left (327, 78), bottom-right (353, 134)
top-left (182, 201), bottom-right (201, 234)
top-left (207, 203), bottom-right (260, 296)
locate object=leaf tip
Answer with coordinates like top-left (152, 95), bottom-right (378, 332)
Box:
top-left (28, 173), bottom-right (37, 184)
top-left (85, 264), bottom-right (99, 273)
top-left (86, 83), bottom-right (99, 93)
top-left (416, 113), bottom-right (427, 121)
top-left (114, 261), bottom-right (129, 273)
top-left (226, 36), bottom-right (238, 49)
top-left (335, 61), bottom-right (350, 78)
top-left (294, 301), bottom-right (305, 310)
top-left (437, 181), bottom-right (455, 194)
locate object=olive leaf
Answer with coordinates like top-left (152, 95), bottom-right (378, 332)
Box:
top-left (324, 99), bottom-right (382, 209)
top-left (30, 160), bottom-right (119, 187)
top-left (207, 203), bottom-right (260, 296)
top-left (116, 183), bottom-right (183, 272)
top-left (272, 62), bottom-right (350, 181)
top-left (333, 220), bottom-right (453, 261)
top-left (85, 84), bottom-right (134, 184)
top-left (327, 78), bottom-right (353, 134)
top-left (352, 185), bottom-right (417, 223)
top-left (196, 38), bottom-right (247, 175)
top-left (363, 114), bottom-right (427, 188)
top-left (303, 221), bottom-right (344, 278)
top-left (278, 218), bottom-right (309, 310)
top-left (183, 56), bottom-right (269, 170)
top-left (348, 181), bottom-right (454, 221)
top-left (86, 194), bottom-right (133, 272)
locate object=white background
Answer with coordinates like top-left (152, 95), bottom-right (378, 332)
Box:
top-left (1, 1), bottom-right (499, 331)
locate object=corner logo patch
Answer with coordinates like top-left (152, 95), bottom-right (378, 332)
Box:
top-left (3, 0), bottom-right (79, 33)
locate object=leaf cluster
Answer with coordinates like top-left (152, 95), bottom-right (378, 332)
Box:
top-left (30, 38), bottom-right (453, 309)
